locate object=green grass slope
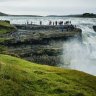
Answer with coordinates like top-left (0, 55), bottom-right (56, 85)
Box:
top-left (0, 54), bottom-right (96, 96)
top-left (0, 21), bottom-right (16, 34)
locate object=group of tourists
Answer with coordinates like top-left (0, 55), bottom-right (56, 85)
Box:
top-left (39, 20), bottom-right (72, 26)
top-left (48, 20), bottom-right (76, 32)
top-left (26, 20), bottom-right (72, 26)
top-left (49, 21), bottom-right (72, 26)
top-left (26, 20), bottom-right (76, 32)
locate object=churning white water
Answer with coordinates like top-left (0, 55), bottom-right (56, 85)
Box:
top-left (62, 39), bottom-right (96, 76)
top-left (0, 16), bottom-right (96, 75)
top-left (62, 19), bottom-right (96, 76)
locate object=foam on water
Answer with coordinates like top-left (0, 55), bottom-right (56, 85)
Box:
top-left (62, 18), bottom-right (96, 76)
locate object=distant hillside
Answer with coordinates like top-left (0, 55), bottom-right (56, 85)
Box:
top-left (46, 15), bottom-right (66, 17)
top-left (0, 12), bottom-right (8, 16)
top-left (47, 13), bottom-right (96, 18)
top-left (11, 15), bottom-right (42, 17)
top-left (0, 12), bottom-right (42, 17)
top-left (0, 12), bottom-right (96, 18)
top-left (81, 13), bottom-right (96, 18)
top-left (46, 14), bottom-right (81, 17)
top-left (68, 13), bottom-right (96, 18)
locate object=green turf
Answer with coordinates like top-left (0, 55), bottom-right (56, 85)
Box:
top-left (0, 54), bottom-right (96, 96)
top-left (0, 29), bottom-right (12, 34)
top-left (0, 21), bottom-right (11, 27)
top-left (0, 38), bottom-right (12, 43)
top-left (0, 21), bottom-right (16, 34)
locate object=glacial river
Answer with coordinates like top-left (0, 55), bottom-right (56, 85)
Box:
top-left (0, 16), bottom-right (96, 75)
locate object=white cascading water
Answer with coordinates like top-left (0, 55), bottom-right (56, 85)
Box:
top-left (62, 21), bottom-right (96, 76)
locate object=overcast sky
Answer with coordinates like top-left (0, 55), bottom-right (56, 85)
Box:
top-left (0, 0), bottom-right (96, 15)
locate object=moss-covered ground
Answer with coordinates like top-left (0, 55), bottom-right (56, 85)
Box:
top-left (0, 21), bottom-right (16, 34)
top-left (0, 54), bottom-right (96, 96)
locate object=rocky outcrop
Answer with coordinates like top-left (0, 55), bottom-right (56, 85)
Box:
top-left (0, 20), bottom-right (17, 35)
top-left (0, 12), bottom-right (8, 16)
top-left (1, 23), bottom-right (82, 66)
top-left (1, 28), bottom-right (82, 45)
top-left (8, 46), bottom-right (63, 66)
top-left (93, 26), bottom-right (96, 32)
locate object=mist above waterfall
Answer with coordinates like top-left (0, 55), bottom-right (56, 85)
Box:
top-left (61, 23), bottom-right (96, 76)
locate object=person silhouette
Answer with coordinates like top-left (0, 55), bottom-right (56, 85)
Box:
top-left (40, 21), bottom-right (42, 25)
top-left (55, 21), bottom-right (58, 25)
top-left (49, 21), bottom-right (52, 25)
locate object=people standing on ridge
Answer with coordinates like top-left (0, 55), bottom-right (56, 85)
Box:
top-left (49, 21), bottom-right (52, 25)
top-left (58, 21), bottom-right (64, 32)
top-left (27, 21), bottom-right (29, 25)
top-left (55, 21), bottom-right (58, 25)
top-left (59, 21), bottom-right (63, 26)
top-left (74, 25), bottom-right (76, 28)
top-left (40, 21), bottom-right (42, 25)
top-left (65, 21), bottom-right (69, 25)
top-left (53, 22), bottom-right (55, 26)
top-left (31, 21), bottom-right (33, 25)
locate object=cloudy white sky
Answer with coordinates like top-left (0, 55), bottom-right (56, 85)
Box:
top-left (0, 0), bottom-right (96, 15)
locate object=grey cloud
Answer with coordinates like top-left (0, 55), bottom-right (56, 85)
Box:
top-left (0, 0), bottom-right (96, 15)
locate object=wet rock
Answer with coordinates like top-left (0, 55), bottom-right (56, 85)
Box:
top-left (1, 24), bottom-right (82, 66)
top-left (93, 26), bottom-right (96, 32)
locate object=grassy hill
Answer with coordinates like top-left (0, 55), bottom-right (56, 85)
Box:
top-left (0, 54), bottom-right (96, 96)
top-left (0, 21), bottom-right (16, 53)
top-left (0, 20), bottom-right (16, 34)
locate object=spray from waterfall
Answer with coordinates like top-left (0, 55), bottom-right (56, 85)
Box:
top-left (61, 25), bottom-right (96, 76)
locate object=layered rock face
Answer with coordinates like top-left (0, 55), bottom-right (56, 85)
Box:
top-left (1, 23), bottom-right (82, 66)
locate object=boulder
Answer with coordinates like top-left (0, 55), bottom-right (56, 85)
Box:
top-left (93, 26), bottom-right (96, 32)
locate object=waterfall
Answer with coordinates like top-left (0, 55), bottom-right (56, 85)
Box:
top-left (61, 22), bottom-right (96, 76)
